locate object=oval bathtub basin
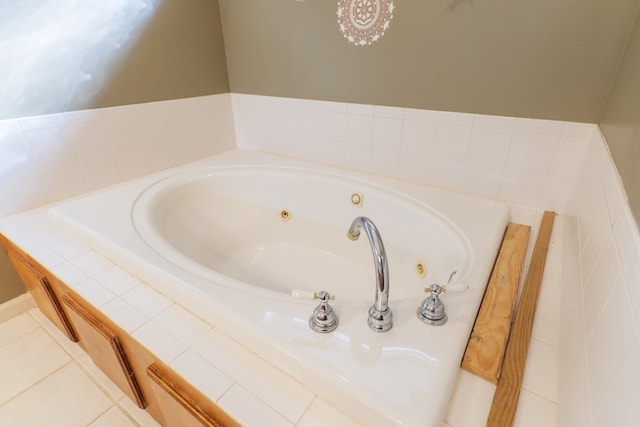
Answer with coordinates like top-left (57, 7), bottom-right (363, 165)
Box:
top-left (132, 166), bottom-right (472, 304)
top-left (49, 150), bottom-right (510, 427)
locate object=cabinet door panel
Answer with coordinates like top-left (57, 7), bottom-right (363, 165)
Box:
top-left (147, 363), bottom-right (240, 427)
top-left (7, 250), bottom-right (77, 342)
top-left (62, 293), bottom-right (145, 408)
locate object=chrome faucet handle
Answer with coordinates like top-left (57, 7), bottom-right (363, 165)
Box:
top-left (417, 284), bottom-right (448, 326)
top-left (309, 291), bottom-right (338, 333)
top-left (313, 291), bottom-right (335, 301)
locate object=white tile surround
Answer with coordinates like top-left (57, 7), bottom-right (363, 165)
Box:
top-left (0, 93), bottom-right (638, 425)
top-left (0, 94), bottom-right (235, 216)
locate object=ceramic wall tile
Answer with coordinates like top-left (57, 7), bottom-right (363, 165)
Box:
top-left (191, 329), bottom-right (257, 380)
top-left (170, 350), bottom-right (234, 402)
top-left (372, 116), bottom-right (403, 150)
top-left (132, 321), bottom-right (186, 364)
top-left (116, 146), bottom-right (151, 180)
top-left (219, 384), bottom-right (292, 427)
top-left (0, 170), bottom-right (51, 213)
top-left (230, 94), bottom-right (590, 214)
top-left (467, 128), bottom-right (512, 167)
top-left (586, 280), bottom-right (640, 419)
top-left (237, 359), bottom-right (315, 423)
top-left (93, 266), bottom-right (142, 296)
top-left (444, 370), bottom-right (495, 427)
top-left (474, 114), bottom-right (517, 131)
top-left (297, 398), bottom-right (363, 427)
top-left (512, 390), bottom-right (558, 427)
top-left (432, 123), bottom-right (472, 160)
top-left (99, 298), bottom-right (147, 333)
top-left (121, 284), bottom-right (172, 318)
top-left (506, 132), bottom-right (560, 173)
top-left (0, 94), bottom-right (234, 217)
top-left (346, 114), bottom-right (373, 147)
top-left (72, 278), bottom-right (116, 308)
top-left (515, 118), bottom-right (565, 135)
top-left (153, 304), bottom-right (212, 347)
top-left (41, 161), bottom-right (90, 200)
top-left (0, 130), bottom-right (34, 175)
top-left (81, 152), bottom-right (123, 190)
top-left (400, 119), bottom-right (435, 154)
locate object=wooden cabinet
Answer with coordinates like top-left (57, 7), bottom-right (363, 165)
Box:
top-left (62, 293), bottom-right (145, 409)
top-left (147, 363), bottom-right (240, 427)
top-left (2, 235), bottom-right (239, 426)
top-left (5, 249), bottom-right (77, 342)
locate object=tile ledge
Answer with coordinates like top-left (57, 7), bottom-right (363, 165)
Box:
top-left (0, 293), bottom-right (35, 324)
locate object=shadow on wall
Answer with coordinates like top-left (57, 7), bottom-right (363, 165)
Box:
top-left (0, 250), bottom-right (25, 304)
top-left (0, 0), bottom-right (229, 121)
top-left (91, 0), bottom-right (229, 109)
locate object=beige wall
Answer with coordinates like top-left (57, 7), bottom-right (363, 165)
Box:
top-left (0, 0), bottom-right (229, 120)
top-left (92, 0), bottom-right (230, 109)
top-left (0, 250), bottom-right (25, 305)
top-left (219, 0), bottom-right (639, 123)
top-left (600, 11), bottom-right (640, 225)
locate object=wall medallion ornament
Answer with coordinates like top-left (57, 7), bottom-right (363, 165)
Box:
top-left (337, 0), bottom-right (395, 46)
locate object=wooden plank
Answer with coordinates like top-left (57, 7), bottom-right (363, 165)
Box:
top-left (486, 211), bottom-right (556, 427)
top-left (461, 222), bottom-right (530, 383)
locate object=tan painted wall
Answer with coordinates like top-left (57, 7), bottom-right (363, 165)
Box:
top-left (0, 250), bottom-right (25, 305)
top-left (219, 0), bottom-right (639, 123)
top-left (600, 11), bottom-right (640, 225)
top-left (92, 0), bottom-right (229, 109)
top-left (0, 0), bottom-right (229, 120)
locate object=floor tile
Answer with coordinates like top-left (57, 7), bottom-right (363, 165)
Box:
top-left (28, 308), bottom-right (84, 358)
top-left (88, 406), bottom-right (136, 427)
top-left (0, 327), bottom-right (70, 404)
top-left (118, 396), bottom-right (162, 427)
top-left (76, 353), bottom-right (125, 401)
top-left (0, 363), bottom-right (112, 426)
top-left (0, 312), bottom-right (38, 348)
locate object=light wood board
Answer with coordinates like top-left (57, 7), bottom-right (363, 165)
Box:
top-left (461, 222), bottom-right (531, 384)
top-left (486, 211), bottom-right (556, 427)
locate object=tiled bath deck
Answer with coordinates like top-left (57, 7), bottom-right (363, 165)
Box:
top-left (0, 207), bottom-right (564, 426)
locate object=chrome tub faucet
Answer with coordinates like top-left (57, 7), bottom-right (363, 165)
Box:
top-left (348, 216), bottom-right (393, 332)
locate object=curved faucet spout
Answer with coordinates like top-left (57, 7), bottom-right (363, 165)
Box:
top-left (348, 216), bottom-right (393, 332)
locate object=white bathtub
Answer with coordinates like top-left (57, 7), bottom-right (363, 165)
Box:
top-left (50, 150), bottom-right (510, 427)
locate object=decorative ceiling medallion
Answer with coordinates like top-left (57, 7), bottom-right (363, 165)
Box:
top-left (337, 0), bottom-right (395, 46)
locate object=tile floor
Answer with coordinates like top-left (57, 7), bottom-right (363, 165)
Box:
top-left (0, 306), bottom-right (159, 427)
